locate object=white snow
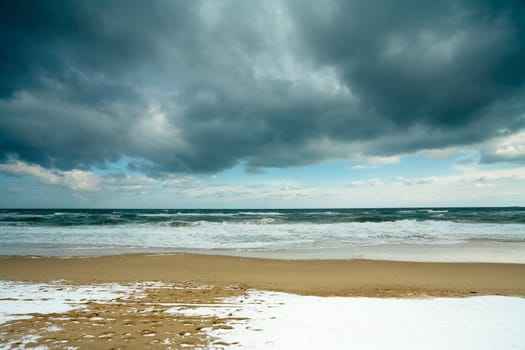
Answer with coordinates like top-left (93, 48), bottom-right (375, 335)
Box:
top-left (170, 291), bottom-right (525, 350)
top-left (0, 334), bottom-right (44, 350)
top-left (0, 281), bottom-right (208, 325)
top-left (0, 281), bottom-right (136, 324)
top-left (2, 281), bottom-right (524, 349)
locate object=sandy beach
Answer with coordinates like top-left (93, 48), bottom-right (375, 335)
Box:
top-left (1, 254), bottom-right (524, 349)
top-left (1, 253), bottom-right (524, 297)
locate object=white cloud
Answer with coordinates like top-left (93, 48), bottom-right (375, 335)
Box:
top-left (396, 167), bottom-right (525, 187)
top-left (349, 164), bottom-right (375, 170)
top-left (62, 169), bottom-right (101, 191)
top-left (480, 130), bottom-right (525, 163)
top-left (0, 160), bottom-right (60, 184)
top-left (419, 147), bottom-right (458, 159)
top-left (0, 160), bottom-right (100, 191)
top-left (395, 176), bottom-right (439, 186)
top-left (365, 155), bottom-right (401, 165)
top-left (2, 160), bottom-right (524, 208)
top-left (347, 155), bottom-right (401, 171)
top-left (350, 178), bottom-right (384, 187)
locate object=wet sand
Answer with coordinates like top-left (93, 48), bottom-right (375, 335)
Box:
top-left (1, 253), bottom-right (524, 297)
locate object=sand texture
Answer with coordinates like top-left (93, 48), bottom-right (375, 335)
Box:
top-left (0, 281), bottom-right (245, 349)
top-left (1, 254), bottom-right (524, 349)
top-left (0, 254), bottom-right (524, 297)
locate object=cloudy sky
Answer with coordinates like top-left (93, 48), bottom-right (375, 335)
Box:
top-left (1, 0), bottom-right (524, 208)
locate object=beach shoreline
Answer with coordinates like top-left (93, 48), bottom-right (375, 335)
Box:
top-left (2, 253), bottom-right (524, 348)
top-left (1, 253), bottom-right (524, 297)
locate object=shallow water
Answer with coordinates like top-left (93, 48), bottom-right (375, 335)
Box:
top-left (1, 208), bottom-right (524, 261)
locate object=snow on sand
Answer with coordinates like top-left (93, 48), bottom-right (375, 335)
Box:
top-left (170, 290), bottom-right (525, 350)
top-left (1, 281), bottom-right (524, 349)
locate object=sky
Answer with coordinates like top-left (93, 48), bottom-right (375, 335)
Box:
top-left (1, 0), bottom-right (524, 208)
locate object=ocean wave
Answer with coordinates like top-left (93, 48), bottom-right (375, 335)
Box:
top-left (303, 211), bottom-right (342, 216)
top-left (174, 212), bottom-right (237, 217)
top-left (52, 212), bottom-right (87, 216)
top-left (249, 218), bottom-right (278, 225)
top-left (162, 221), bottom-right (196, 228)
top-left (237, 212), bottom-right (285, 216)
top-left (138, 212), bottom-right (238, 218)
top-left (137, 213), bottom-right (180, 217)
top-left (7, 214), bottom-right (48, 218)
top-left (0, 222), bottom-right (22, 226)
top-left (397, 210), bottom-right (417, 214)
top-left (1, 219), bottom-right (525, 259)
top-left (397, 209), bottom-right (449, 214)
top-left (349, 216), bottom-right (395, 223)
top-left (2, 208), bottom-right (525, 226)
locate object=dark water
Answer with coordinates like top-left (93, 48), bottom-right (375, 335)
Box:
top-left (1, 207), bottom-right (524, 226)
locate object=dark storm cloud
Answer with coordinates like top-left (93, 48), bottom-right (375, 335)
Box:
top-left (0, 1), bottom-right (198, 98)
top-left (286, 0), bottom-right (525, 158)
top-left (1, 0), bottom-right (525, 174)
top-left (0, 0), bottom-right (198, 169)
top-left (289, 0), bottom-right (525, 123)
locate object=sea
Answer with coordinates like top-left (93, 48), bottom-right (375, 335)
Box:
top-left (1, 208), bottom-right (524, 262)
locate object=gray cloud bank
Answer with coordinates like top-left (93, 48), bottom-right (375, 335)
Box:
top-left (1, 0), bottom-right (525, 175)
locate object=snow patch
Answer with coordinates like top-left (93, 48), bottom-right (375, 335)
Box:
top-left (0, 281), bottom-right (141, 324)
top-left (170, 291), bottom-right (525, 350)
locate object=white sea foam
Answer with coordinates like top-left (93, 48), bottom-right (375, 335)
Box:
top-left (237, 212), bottom-right (285, 216)
top-left (2, 220), bottom-right (523, 246)
top-left (170, 291), bottom-right (525, 350)
top-left (0, 217), bottom-right (525, 262)
top-left (139, 212), bottom-right (237, 217)
top-left (1, 219), bottom-right (525, 261)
